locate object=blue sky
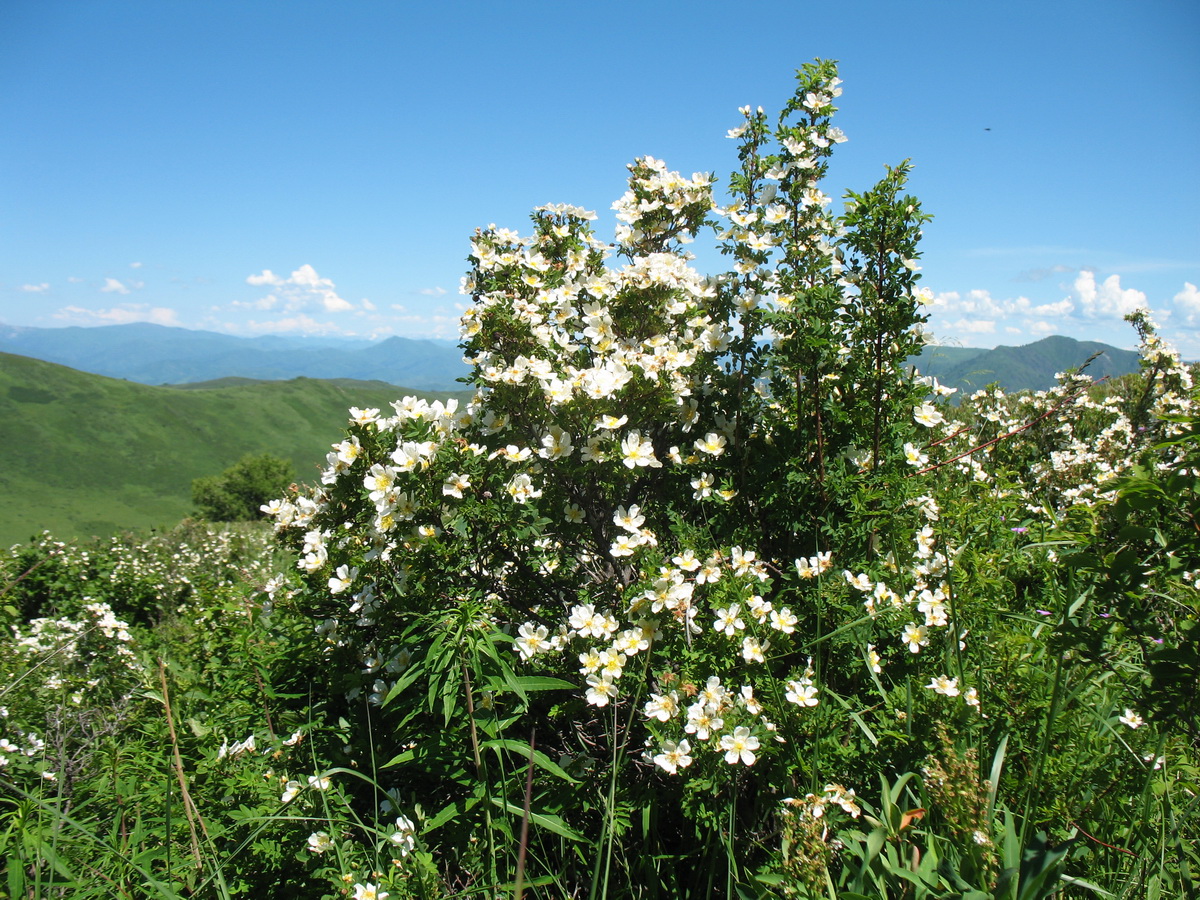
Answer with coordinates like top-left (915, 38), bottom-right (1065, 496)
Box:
top-left (2, 0), bottom-right (1197, 355)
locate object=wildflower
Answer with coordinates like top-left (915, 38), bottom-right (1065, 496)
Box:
top-left (443, 473), bottom-right (471, 498)
top-left (740, 684), bottom-right (762, 715)
top-left (281, 780), bottom-right (302, 803)
top-left (903, 442), bottom-right (928, 467)
top-left (506, 473), bottom-right (543, 503)
top-left (741, 635), bottom-right (766, 663)
top-left (613, 504), bottom-right (646, 532)
top-left (653, 739), bottom-right (693, 774)
top-left (926, 675), bottom-right (960, 697)
top-left (720, 726), bottom-right (760, 765)
top-left (353, 884), bottom-right (389, 900)
top-left (389, 815), bottom-right (416, 856)
top-left (328, 564), bottom-right (358, 595)
top-left (769, 606), bottom-right (797, 633)
top-left (913, 403), bottom-right (944, 428)
top-left (1119, 708), bottom-right (1145, 729)
top-left (785, 678), bottom-right (818, 707)
top-left (620, 431), bottom-right (661, 468)
top-left (307, 831), bottom-right (333, 853)
top-left (685, 703), bottom-right (723, 741)
top-left (694, 432), bottom-right (727, 456)
top-left (901, 622), bottom-right (928, 653)
top-left (515, 623), bottom-right (550, 660)
top-left (714, 604), bottom-right (745, 636)
top-left (866, 645), bottom-right (882, 674)
top-left (691, 472), bottom-right (715, 499)
top-left (644, 692), bottom-right (680, 722)
top-left (585, 674), bottom-right (618, 707)
top-left (308, 774), bottom-right (332, 791)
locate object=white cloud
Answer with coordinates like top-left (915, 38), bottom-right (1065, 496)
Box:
top-left (20, 283), bottom-right (49, 293)
top-left (418, 286), bottom-right (447, 296)
top-left (244, 264), bottom-right (358, 314)
top-left (53, 304), bottom-right (179, 326)
top-left (933, 289), bottom-right (1052, 319)
top-left (130, 261), bottom-right (143, 269)
top-left (1072, 270), bottom-right (1145, 318)
top-left (1029, 298), bottom-right (1074, 317)
top-left (1173, 282), bottom-right (1200, 314)
top-left (361, 298), bottom-right (377, 311)
top-left (101, 277), bottom-right (131, 295)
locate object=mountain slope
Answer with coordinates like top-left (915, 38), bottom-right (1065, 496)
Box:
top-left (0, 352), bottom-right (464, 545)
top-left (913, 336), bottom-right (1140, 394)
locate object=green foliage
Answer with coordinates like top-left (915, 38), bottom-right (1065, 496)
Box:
top-left (192, 453), bottom-right (295, 522)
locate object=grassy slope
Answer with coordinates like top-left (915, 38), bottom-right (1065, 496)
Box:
top-left (0, 352), bottom-right (467, 546)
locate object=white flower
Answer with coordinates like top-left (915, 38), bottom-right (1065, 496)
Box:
top-left (785, 679), bottom-right (819, 707)
top-left (515, 623), bottom-right (550, 660)
top-left (328, 564), bottom-right (358, 594)
top-left (443, 473), bottom-right (471, 498)
top-left (901, 623), bottom-right (928, 653)
top-left (585, 675), bottom-right (618, 707)
top-left (926, 675), bottom-right (960, 697)
top-left (389, 814), bottom-right (416, 856)
top-left (867, 645), bottom-right (882, 674)
top-left (913, 403), bottom-right (944, 428)
top-left (1119, 708), bottom-right (1145, 729)
top-left (741, 635), bottom-right (766, 663)
top-left (714, 604), bottom-right (745, 636)
top-left (644, 692), bottom-right (680, 722)
top-left (769, 607), bottom-right (797, 634)
top-left (903, 442), bottom-right (928, 467)
top-left (620, 431), bottom-right (661, 468)
top-left (308, 774), bottom-right (331, 791)
top-left (613, 504), bottom-right (646, 532)
top-left (281, 780), bottom-right (302, 803)
top-left (720, 726), bottom-right (760, 765)
top-left (654, 739), bottom-right (694, 774)
top-left (353, 884), bottom-right (389, 900)
top-left (506, 473), bottom-right (543, 503)
top-left (306, 831), bottom-right (333, 853)
top-left (694, 432), bottom-right (727, 456)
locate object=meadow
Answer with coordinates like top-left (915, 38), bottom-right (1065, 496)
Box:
top-left (2, 61), bottom-right (1197, 899)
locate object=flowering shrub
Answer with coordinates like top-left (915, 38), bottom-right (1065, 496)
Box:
top-left (258, 60), bottom-right (1200, 896)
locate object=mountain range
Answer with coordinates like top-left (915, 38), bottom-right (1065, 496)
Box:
top-left (0, 322), bottom-right (1143, 395)
top-left (0, 322), bottom-right (467, 390)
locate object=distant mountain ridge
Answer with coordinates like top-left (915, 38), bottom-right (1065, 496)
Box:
top-left (0, 323), bottom-right (1142, 395)
top-left (0, 322), bottom-right (469, 390)
top-left (912, 335), bottom-right (1141, 395)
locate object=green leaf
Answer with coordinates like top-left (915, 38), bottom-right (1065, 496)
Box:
top-left (491, 798), bottom-right (583, 841)
top-left (481, 738), bottom-right (579, 783)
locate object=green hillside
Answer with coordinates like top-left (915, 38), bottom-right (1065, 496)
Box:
top-left (913, 335), bottom-right (1140, 394)
top-left (0, 352), bottom-right (467, 546)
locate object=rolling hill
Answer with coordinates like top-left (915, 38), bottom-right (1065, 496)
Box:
top-left (912, 336), bottom-right (1141, 394)
top-left (0, 352), bottom-right (466, 545)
